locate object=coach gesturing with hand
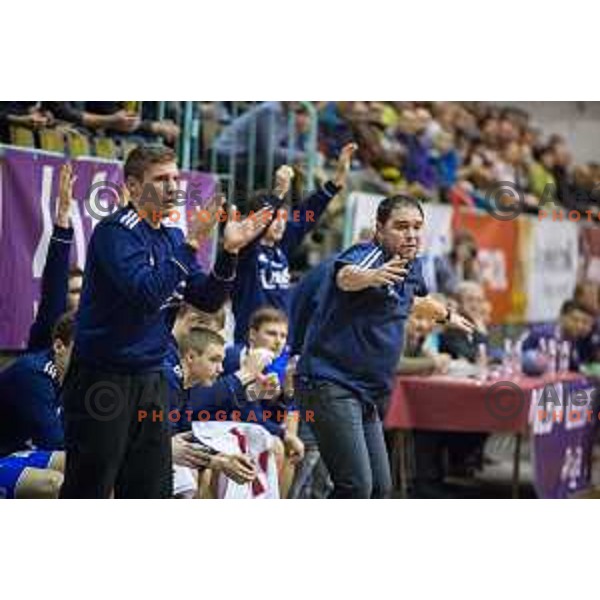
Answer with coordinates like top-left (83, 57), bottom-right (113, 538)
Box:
top-left (296, 194), bottom-right (474, 499)
top-left (60, 145), bottom-right (270, 499)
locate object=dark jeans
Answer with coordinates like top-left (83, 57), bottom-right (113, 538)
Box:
top-left (59, 359), bottom-right (172, 499)
top-left (298, 380), bottom-right (392, 499)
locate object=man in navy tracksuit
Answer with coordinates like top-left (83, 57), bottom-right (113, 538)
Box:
top-left (296, 195), bottom-right (474, 498)
top-left (231, 143), bottom-right (356, 343)
top-left (60, 145), bottom-right (270, 499)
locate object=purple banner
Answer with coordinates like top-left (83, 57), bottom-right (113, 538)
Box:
top-left (531, 379), bottom-right (598, 498)
top-left (0, 147), bottom-right (216, 350)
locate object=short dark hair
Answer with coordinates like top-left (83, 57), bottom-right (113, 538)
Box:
top-left (561, 299), bottom-right (594, 318)
top-left (52, 311), bottom-right (76, 346)
top-left (376, 194), bottom-right (424, 226)
top-left (124, 144), bottom-right (176, 181)
top-left (179, 327), bottom-right (225, 356)
top-left (245, 189), bottom-right (285, 215)
top-left (248, 307), bottom-right (289, 333)
top-left (177, 303), bottom-right (226, 332)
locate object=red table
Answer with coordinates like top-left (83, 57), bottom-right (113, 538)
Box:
top-left (384, 372), bottom-right (586, 498)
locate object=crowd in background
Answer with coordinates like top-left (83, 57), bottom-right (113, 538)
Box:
top-left (2, 101), bottom-right (599, 218)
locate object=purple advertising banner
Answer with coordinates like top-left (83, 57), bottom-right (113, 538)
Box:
top-left (531, 379), bottom-right (598, 498)
top-left (0, 147), bottom-right (216, 350)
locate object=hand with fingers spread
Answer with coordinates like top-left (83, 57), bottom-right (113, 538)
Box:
top-left (337, 255), bottom-right (408, 292)
top-left (222, 205), bottom-right (273, 254)
top-left (368, 256), bottom-right (408, 288)
top-left (185, 194), bottom-right (226, 251)
top-left (333, 142), bottom-right (358, 187)
top-left (57, 163), bottom-right (77, 228)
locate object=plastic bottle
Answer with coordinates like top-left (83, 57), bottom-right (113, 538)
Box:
top-left (503, 339), bottom-right (514, 378)
top-left (476, 342), bottom-right (488, 383)
top-left (547, 338), bottom-right (557, 375)
top-left (559, 340), bottom-right (571, 373)
top-left (513, 339), bottom-right (523, 377)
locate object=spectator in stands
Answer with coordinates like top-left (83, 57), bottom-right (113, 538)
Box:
top-left (46, 101), bottom-right (180, 145)
top-left (397, 310), bottom-right (458, 498)
top-left (398, 307), bottom-right (451, 377)
top-left (549, 136), bottom-right (574, 204)
top-left (430, 229), bottom-right (481, 296)
top-left (529, 145), bottom-right (557, 199)
top-left (212, 102), bottom-right (311, 195)
top-left (396, 109), bottom-right (436, 193)
top-left (493, 140), bottom-right (529, 194)
top-left (439, 281), bottom-right (488, 362)
top-left (317, 101), bottom-right (354, 159)
top-left (341, 103), bottom-right (404, 192)
top-left (0, 101), bottom-right (54, 143)
top-left (438, 281), bottom-right (489, 477)
top-left (430, 130), bottom-right (459, 196)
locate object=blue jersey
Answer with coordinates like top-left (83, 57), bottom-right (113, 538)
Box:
top-left (297, 242), bottom-right (428, 408)
top-left (74, 205), bottom-right (237, 372)
top-left (232, 181), bottom-right (341, 343)
top-left (0, 450), bottom-right (54, 499)
top-left (28, 225), bottom-right (73, 352)
top-left (0, 350), bottom-right (64, 456)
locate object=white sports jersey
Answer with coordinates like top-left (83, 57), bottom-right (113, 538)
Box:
top-left (192, 421), bottom-right (279, 499)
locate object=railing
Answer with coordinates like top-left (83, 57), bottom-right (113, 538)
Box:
top-left (5, 101), bottom-right (321, 203)
top-left (189, 101), bottom-right (320, 202)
